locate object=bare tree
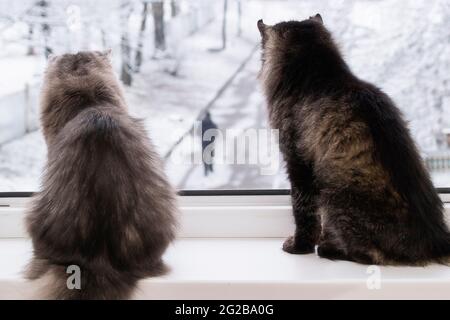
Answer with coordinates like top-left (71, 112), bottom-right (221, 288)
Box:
top-left (221, 0), bottom-right (228, 50)
top-left (208, 0), bottom-right (229, 52)
top-left (134, 1), bottom-right (149, 72)
top-left (237, 0), bottom-right (242, 37)
top-left (120, 0), bottom-right (133, 86)
top-left (152, 0), bottom-right (166, 54)
top-left (37, 0), bottom-right (52, 58)
top-left (27, 23), bottom-right (36, 55)
top-left (170, 0), bottom-right (180, 18)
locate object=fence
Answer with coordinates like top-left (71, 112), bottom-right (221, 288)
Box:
top-left (425, 153), bottom-right (450, 171)
top-left (0, 83), bottom-right (40, 145)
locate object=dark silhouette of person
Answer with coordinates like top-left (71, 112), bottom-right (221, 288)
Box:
top-left (201, 111), bottom-right (218, 176)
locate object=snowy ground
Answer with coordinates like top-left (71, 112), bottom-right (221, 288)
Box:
top-left (1, 0), bottom-right (450, 191)
top-left (166, 54), bottom-right (290, 190)
top-left (126, 26), bottom-right (258, 156)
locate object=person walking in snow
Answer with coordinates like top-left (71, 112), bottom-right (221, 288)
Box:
top-left (201, 111), bottom-right (218, 176)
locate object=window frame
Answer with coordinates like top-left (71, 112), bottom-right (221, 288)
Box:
top-left (1, 189), bottom-right (449, 239)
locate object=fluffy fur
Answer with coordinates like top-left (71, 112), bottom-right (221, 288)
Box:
top-left (258, 15), bottom-right (450, 265)
top-left (26, 51), bottom-right (177, 299)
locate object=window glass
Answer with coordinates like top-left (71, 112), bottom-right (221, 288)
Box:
top-left (0, 0), bottom-right (449, 191)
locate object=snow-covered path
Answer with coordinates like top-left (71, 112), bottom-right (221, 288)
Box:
top-left (166, 54), bottom-right (289, 190)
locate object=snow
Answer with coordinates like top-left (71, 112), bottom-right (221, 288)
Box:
top-left (0, 131), bottom-right (45, 191)
top-left (0, 56), bottom-right (42, 96)
top-left (165, 56), bottom-right (289, 190)
top-left (0, 0), bottom-right (449, 191)
top-left (125, 26), bottom-right (257, 156)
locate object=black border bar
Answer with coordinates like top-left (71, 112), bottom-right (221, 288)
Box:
top-left (0, 188), bottom-right (449, 198)
top-left (0, 190), bottom-right (290, 198)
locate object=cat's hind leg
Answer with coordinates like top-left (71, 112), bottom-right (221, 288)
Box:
top-left (318, 208), bottom-right (384, 265)
top-left (317, 226), bottom-right (349, 261)
top-left (141, 258), bottom-right (170, 277)
top-left (317, 244), bottom-right (348, 261)
top-left (318, 246), bottom-right (379, 265)
top-left (24, 256), bottom-right (51, 280)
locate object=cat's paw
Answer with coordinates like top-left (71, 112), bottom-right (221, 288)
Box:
top-left (317, 244), bottom-right (347, 261)
top-left (282, 236), bottom-right (315, 254)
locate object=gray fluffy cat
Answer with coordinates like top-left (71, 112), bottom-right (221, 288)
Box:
top-left (26, 51), bottom-right (177, 299)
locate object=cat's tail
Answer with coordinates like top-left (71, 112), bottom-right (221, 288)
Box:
top-left (27, 258), bottom-right (140, 300)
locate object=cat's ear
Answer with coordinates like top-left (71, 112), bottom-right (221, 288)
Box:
top-left (101, 49), bottom-right (113, 60)
top-left (309, 14), bottom-right (323, 24)
top-left (257, 19), bottom-right (267, 36)
top-left (47, 53), bottom-right (57, 63)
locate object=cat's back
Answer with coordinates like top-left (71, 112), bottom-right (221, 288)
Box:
top-left (47, 105), bottom-right (156, 191)
top-left (289, 80), bottom-right (399, 146)
top-left (29, 104), bottom-right (176, 262)
top-left (49, 103), bottom-right (174, 215)
top-left (55, 105), bottom-right (143, 151)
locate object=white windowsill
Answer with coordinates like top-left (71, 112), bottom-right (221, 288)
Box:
top-left (2, 237), bottom-right (450, 300)
top-left (1, 194), bottom-right (450, 299)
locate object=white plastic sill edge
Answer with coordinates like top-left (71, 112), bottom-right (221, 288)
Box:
top-left (1, 194), bottom-right (450, 238)
top-left (0, 194), bottom-right (296, 238)
top-left (2, 238), bottom-right (450, 300)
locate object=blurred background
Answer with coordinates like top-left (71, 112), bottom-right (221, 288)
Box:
top-left (0, 0), bottom-right (449, 191)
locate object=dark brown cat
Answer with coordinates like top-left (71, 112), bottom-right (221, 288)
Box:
top-left (26, 51), bottom-right (177, 299)
top-left (258, 15), bottom-right (450, 265)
